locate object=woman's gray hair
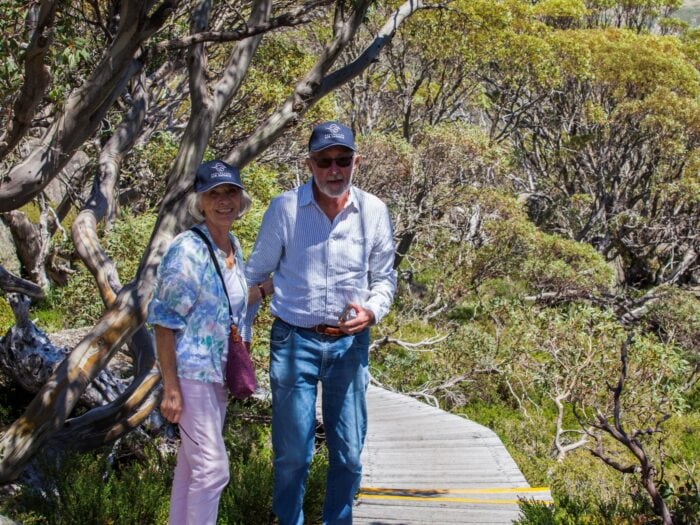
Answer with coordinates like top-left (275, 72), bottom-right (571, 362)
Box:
top-left (186, 192), bottom-right (205, 223)
top-left (186, 187), bottom-right (252, 223)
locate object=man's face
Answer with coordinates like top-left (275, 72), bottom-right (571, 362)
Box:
top-left (307, 146), bottom-right (360, 199)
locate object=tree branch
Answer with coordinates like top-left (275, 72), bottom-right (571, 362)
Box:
top-left (0, 268), bottom-right (43, 299)
top-left (0, 0), bottom-right (58, 161)
top-left (0, 0), bottom-right (180, 212)
top-left (155, 0), bottom-right (331, 50)
top-left (226, 0), bottom-right (430, 167)
top-left (71, 70), bottom-right (150, 308)
top-left (578, 338), bottom-right (673, 525)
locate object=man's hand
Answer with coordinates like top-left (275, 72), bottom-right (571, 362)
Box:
top-left (160, 383), bottom-right (184, 424)
top-left (338, 303), bottom-right (375, 334)
top-left (249, 277), bottom-right (274, 303)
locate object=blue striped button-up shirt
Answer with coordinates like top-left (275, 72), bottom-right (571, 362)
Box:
top-left (242, 179), bottom-right (396, 340)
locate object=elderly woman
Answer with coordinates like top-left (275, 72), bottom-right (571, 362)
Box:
top-left (148, 160), bottom-right (271, 525)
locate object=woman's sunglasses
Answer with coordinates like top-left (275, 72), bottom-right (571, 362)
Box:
top-left (311, 155), bottom-right (354, 168)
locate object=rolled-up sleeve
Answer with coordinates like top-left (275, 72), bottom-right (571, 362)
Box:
top-left (366, 203), bottom-right (397, 324)
top-left (148, 236), bottom-right (205, 331)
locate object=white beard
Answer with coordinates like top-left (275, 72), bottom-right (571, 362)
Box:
top-left (314, 173), bottom-right (352, 198)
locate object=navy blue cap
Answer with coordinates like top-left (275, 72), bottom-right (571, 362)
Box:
top-left (308, 122), bottom-right (356, 152)
top-left (195, 160), bottom-right (245, 193)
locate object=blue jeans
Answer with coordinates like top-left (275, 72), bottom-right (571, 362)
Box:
top-left (269, 318), bottom-right (369, 525)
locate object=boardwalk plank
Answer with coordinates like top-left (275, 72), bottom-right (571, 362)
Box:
top-left (354, 500), bottom-right (524, 524)
top-left (345, 385), bottom-right (551, 524)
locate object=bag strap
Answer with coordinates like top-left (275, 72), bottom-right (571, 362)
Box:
top-left (190, 226), bottom-right (234, 324)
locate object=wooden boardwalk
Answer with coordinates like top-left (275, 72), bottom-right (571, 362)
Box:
top-left (351, 386), bottom-right (551, 524)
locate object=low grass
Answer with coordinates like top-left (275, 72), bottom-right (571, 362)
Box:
top-left (1, 409), bottom-right (328, 525)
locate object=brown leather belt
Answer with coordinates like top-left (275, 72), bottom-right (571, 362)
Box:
top-left (312, 324), bottom-right (344, 337)
top-left (274, 318), bottom-right (346, 337)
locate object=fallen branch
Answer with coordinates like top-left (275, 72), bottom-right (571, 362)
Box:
top-left (369, 333), bottom-right (449, 352)
top-left (0, 295), bottom-right (128, 407)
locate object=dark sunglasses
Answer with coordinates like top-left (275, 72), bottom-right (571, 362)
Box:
top-left (311, 155), bottom-right (354, 168)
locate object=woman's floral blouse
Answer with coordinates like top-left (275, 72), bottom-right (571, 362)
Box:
top-left (148, 224), bottom-right (247, 383)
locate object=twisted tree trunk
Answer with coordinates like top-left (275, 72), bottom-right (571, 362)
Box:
top-left (0, 0), bottom-right (428, 482)
top-left (0, 295), bottom-right (129, 407)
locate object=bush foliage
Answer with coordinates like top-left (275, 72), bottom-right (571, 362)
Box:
top-left (2, 414), bottom-right (329, 525)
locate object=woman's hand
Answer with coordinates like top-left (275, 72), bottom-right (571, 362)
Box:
top-left (154, 325), bottom-right (183, 424)
top-left (160, 383), bottom-right (184, 424)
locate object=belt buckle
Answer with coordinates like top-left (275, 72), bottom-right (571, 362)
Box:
top-left (316, 324), bottom-right (342, 337)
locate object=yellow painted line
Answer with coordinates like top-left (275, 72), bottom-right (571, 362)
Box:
top-left (361, 486), bottom-right (550, 495)
top-left (359, 494), bottom-right (552, 505)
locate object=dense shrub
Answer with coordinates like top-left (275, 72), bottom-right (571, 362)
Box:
top-left (2, 414), bottom-right (329, 525)
top-left (4, 445), bottom-right (172, 524)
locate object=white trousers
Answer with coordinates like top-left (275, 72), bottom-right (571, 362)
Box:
top-left (168, 378), bottom-right (229, 525)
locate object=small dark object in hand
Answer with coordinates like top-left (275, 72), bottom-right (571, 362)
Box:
top-left (339, 305), bottom-right (356, 323)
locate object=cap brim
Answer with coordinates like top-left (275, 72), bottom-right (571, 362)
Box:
top-left (196, 181), bottom-right (246, 193)
top-left (309, 142), bottom-right (356, 153)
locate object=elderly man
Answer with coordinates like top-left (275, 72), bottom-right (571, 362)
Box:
top-left (243, 121), bottom-right (396, 524)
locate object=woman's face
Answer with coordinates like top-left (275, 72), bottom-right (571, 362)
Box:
top-left (200, 184), bottom-right (241, 230)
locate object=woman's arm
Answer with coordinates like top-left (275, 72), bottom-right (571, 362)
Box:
top-left (155, 325), bottom-right (183, 424)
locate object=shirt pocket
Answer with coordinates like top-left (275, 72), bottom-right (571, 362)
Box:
top-left (334, 236), bottom-right (368, 273)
